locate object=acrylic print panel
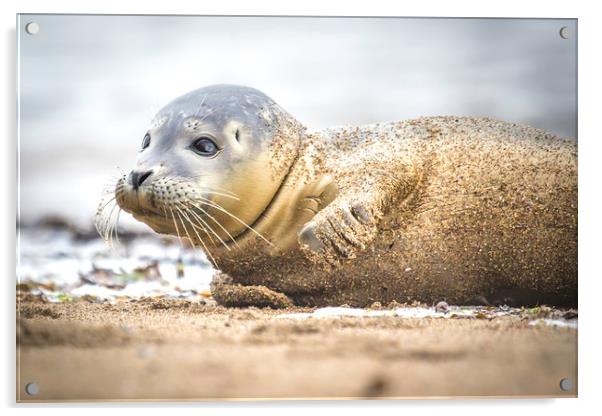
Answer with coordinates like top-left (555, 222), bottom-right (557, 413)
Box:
top-left (16, 14), bottom-right (577, 401)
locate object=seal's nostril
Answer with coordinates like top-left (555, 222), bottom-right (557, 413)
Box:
top-left (129, 170), bottom-right (153, 191)
top-left (139, 170), bottom-right (153, 186)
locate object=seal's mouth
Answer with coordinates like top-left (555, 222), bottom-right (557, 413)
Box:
top-left (134, 208), bottom-right (165, 219)
top-left (115, 178), bottom-right (172, 232)
top-left (117, 193), bottom-right (158, 217)
top-left (130, 206), bottom-right (177, 235)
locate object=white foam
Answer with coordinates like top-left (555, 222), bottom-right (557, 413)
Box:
top-left (278, 306), bottom-right (578, 330)
top-left (528, 318), bottom-right (578, 329)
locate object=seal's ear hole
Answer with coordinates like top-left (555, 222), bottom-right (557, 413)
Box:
top-left (235, 128), bottom-right (240, 142)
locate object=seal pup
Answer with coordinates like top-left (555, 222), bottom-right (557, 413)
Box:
top-left (102, 84), bottom-right (577, 307)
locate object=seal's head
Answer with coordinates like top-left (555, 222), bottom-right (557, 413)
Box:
top-left (112, 84), bottom-right (305, 252)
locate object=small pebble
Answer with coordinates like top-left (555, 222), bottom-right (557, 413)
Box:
top-left (435, 301), bottom-right (449, 313)
top-left (562, 310), bottom-right (578, 320)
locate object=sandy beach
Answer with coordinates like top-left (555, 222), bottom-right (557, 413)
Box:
top-left (17, 295), bottom-right (577, 401)
top-left (15, 227), bottom-right (578, 401)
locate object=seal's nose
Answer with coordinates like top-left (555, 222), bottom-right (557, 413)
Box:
top-left (129, 170), bottom-right (153, 191)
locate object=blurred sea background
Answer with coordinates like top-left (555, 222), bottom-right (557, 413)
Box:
top-left (16, 16), bottom-right (577, 302)
top-left (19, 15), bottom-right (577, 230)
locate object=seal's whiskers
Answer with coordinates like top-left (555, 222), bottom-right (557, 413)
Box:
top-left (195, 196), bottom-right (273, 246)
top-left (183, 181), bottom-right (240, 199)
top-left (167, 207), bottom-right (184, 243)
top-left (97, 195), bottom-right (117, 213)
top-left (178, 202), bottom-right (232, 251)
top-left (114, 209), bottom-right (122, 245)
top-left (186, 201), bottom-right (240, 249)
top-left (208, 185), bottom-right (240, 198)
top-left (106, 207), bottom-right (122, 247)
top-left (198, 108), bottom-right (214, 122)
top-left (174, 208), bottom-right (197, 250)
top-left (175, 203), bottom-right (219, 247)
top-left (101, 204), bottom-right (116, 244)
top-left (200, 190), bottom-right (240, 200)
top-left (194, 94), bottom-right (208, 117)
top-left (175, 206), bottom-right (218, 267)
top-left (94, 191), bottom-right (122, 248)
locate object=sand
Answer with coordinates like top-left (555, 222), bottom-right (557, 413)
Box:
top-left (16, 297), bottom-right (577, 401)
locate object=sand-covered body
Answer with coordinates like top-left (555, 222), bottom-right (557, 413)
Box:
top-left (212, 116), bottom-right (577, 307)
top-left (109, 85), bottom-right (576, 308)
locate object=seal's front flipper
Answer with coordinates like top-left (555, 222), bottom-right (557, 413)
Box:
top-left (297, 166), bottom-right (416, 266)
top-left (210, 274), bottom-right (293, 309)
top-left (298, 198), bottom-right (379, 266)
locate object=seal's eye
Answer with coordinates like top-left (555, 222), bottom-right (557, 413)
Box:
top-left (141, 133), bottom-right (151, 150)
top-left (191, 137), bottom-right (219, 156)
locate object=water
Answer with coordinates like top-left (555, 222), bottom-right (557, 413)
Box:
top-left (17, 227), bottom-right (214, 302)
top-left (279, 306), bottom-right (578, 328)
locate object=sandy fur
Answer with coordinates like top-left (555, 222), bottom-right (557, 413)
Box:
top-left (213, 116), bottom-right (577, 307)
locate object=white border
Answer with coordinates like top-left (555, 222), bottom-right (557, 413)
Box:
top-left (2, 0), bottom-right (601, 414)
